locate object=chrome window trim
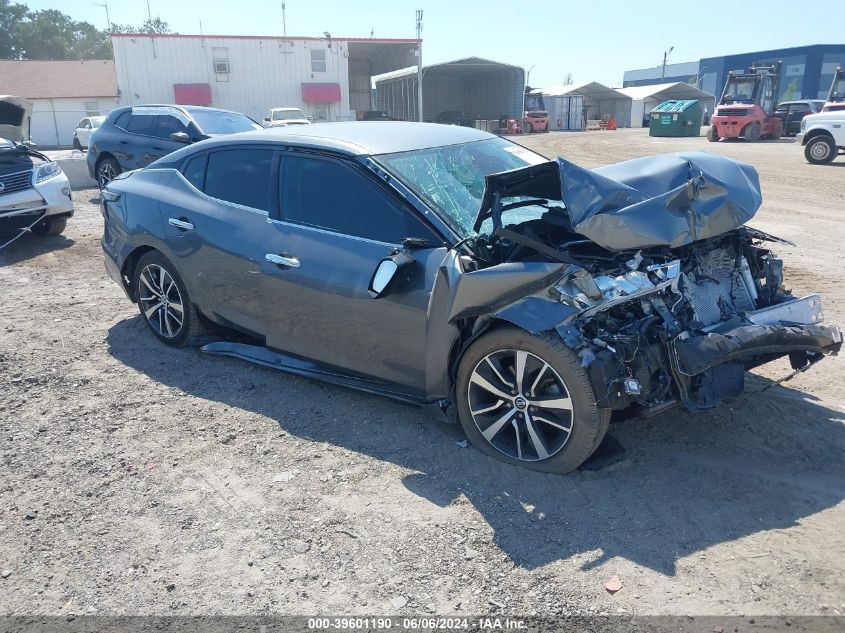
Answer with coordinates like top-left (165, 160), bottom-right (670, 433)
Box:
top-left (266, 216), bottom-right (400, 249)
top-left (162, 168), bottom-right (270, 217)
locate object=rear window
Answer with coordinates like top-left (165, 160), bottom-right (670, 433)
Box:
top-left (203, 148), bottom-right (273, 211)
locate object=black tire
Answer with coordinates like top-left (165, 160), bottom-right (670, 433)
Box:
top-left (96, 156), bottom-right (121, 189)
top-left (455, 326), bottom-right (610, 474)
top-left (31, 217), bottom-right (67, 236)
top-left (706, 125), bottom-right (719, 142)
top-left (743, 122), bottom-right (760, 142)
top-left (804, 135), bottom-right (836, 165)
top-left (543, 123), bottom-right (549, 132)
top-left (73, 136), bottom-right (83, 151)
top-left (524, 122), bottom-right (533, 134)
top-left (133, 251), bottom-right (203, 347)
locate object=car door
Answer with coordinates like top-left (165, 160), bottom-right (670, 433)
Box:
top-left (260, 151), bottom-right (445, 394)
top-left (161, 146), bottom-right (276, 336)
top-left (147, 114), bottom-right (190, 163)
top-left (121, 112), bottom-right (158, 169)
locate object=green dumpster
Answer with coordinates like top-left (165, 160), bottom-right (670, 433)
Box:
top-left (649, 99), bottom-right (702, 137)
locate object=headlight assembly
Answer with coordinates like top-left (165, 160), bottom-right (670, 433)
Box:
top-left (34, 161), bottom-right (62, 184)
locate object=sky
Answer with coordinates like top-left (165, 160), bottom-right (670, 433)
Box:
top-left (24, 0), bottom-right (845, 87)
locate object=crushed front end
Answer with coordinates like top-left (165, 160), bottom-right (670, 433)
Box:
top-left (465, 152), bottom-right (841, 415)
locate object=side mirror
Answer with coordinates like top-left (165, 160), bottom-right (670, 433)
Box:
top-left (368, 251), bottom-right (415, 299)
top-left (170, 132), bottom-right (191, 144)
top-left (264, 116), bottom-right (271, 122)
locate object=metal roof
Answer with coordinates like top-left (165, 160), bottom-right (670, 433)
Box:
top-left (176, 121), bottom-right (496, 156)
top-left (532, 82), bottom-right (630, 101)
top-left (616, 82), bottom-right (714, 102)
top-left (375, 56), bottom-right (524, 82)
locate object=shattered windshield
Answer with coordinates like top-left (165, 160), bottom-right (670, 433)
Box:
top-left (722, 77), bottom-right (758, 104)
top-left (376, 138), bottom-right (548, 237)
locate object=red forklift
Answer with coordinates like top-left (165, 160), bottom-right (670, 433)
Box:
top-left (522, 87), bottom-right (549, 133)
top-left (708, 61), bottom-right (783, 142)
top-left (822, 66), bottom-right (845, 112)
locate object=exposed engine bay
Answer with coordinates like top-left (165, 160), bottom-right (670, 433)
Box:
top-left (450, 152), bottom-right (841, 415)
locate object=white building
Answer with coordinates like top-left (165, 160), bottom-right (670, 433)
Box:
top-left (0, 60), bottom-right (119, 147)
top-left (534, 82), bottom-right (632, 128)
top-left (111, 33), bottom-right (420, 123)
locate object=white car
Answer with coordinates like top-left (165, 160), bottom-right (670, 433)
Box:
top-left (263, 107), bottom-right (311, 128)
top-left (797, 110), bottom-right (845, 164)
top-left (1, 95), bottom-right (74, 237)
top-left (72, 115), bottom-right (106, 150)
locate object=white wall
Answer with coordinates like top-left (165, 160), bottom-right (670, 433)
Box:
top-left (112, 35), bottom-right (353, 122)
top-left (30, 97), bottom-right (118, 147)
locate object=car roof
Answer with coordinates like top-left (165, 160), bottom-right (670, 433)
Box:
top-left (179, 121), bottom-right (495, 156)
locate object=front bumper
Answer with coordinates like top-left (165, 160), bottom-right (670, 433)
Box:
top-left (796, 132), bottom-right (806, 145)
top-left (674, 323), bottom-right (842, 376)
top-left (0, 172), bottom-right (74, 222)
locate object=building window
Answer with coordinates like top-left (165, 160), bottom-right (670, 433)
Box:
top-left (84, 101), bottom-right (100, 116)
top-left (212, 47), bottom-right (230, 82)
top-left (311, 48), bottom-right (327, 73)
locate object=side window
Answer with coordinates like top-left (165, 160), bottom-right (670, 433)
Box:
top-left (152, 115), bottom-right (189, 140)
top-left (204, 148), bottom-right (274, 211)
top-left (280, 155), bottom-right (436, 244)
top-left (126, 114), bottom-right (154, 136)
top-left (182, 154), bottom-right (207, 190)
top-left (114, 111), bottom-right (131, 129)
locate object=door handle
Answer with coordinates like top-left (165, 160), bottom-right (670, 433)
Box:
top-left (265, 253), bottom-right (300, 268)
top-left (168, 218), bottom-right (195, 231)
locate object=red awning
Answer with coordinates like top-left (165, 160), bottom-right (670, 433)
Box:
top-left (302, 83), bottom-right (341, 103)
top-left (174, 83), bottom-right (212, 106)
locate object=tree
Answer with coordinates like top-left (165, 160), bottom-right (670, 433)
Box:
top-left (111, 17), bottom-right (171, 35)
top-left (0, 0), bottom-right (28, 59)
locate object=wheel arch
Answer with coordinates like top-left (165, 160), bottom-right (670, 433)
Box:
top-left (121, 245), bottom-right (158, 301)
top-left (802, 128), bottom-right (834, 146)
top-left (95, 151), bottom-right (118, 172)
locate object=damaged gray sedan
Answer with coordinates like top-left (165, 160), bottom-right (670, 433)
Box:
top-left (101, 122), bottom-right (841, 473)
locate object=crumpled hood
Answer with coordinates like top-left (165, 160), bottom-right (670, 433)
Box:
top-left (476, 151), bottom-right (763, 251)
top-left (0, 95), bottom-right (33, 143)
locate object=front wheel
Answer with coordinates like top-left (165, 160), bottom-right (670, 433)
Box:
top-left (97, 157), bottom-right (121, 189)
top-left (31, 217), bottom-right (67, 236)
top-left (706, 125), bottom-right (719, 142)
top-left (523, 122), bottom-right (533, 134)
top-left (744, 122), bottom-right (761, 142)
top-left (804, 135), bottom-right (836, 165)
top-left (456, 326), bottom-right (610, 473)
top-left (133, 251), bottom-right (203, 346)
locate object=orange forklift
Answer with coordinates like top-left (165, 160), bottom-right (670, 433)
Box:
top-left (708, 61), bottom-right (783, 142)
top-left (822, 66), bottom-right (845, 112)
top-left (522, 87), bottom-right (549, 133)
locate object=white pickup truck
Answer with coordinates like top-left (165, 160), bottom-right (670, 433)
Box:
top-left (797, 110), bottom-right (845, 164)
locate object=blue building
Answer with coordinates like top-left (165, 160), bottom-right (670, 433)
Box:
top-left (623, 44), bottom-right (845, 102)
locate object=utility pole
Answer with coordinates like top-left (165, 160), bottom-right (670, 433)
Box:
top-left (661, 46), bottom-right (674, 81)
top-left (281, 2), bottom-right (287, 38)
top-left (93, 2), bottom-right (110, 31)
top-left (416, 9), bottom-right (423, 122)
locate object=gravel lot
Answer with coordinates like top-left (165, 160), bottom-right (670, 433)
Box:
top-left (1, 128), bottom-right (843, 618)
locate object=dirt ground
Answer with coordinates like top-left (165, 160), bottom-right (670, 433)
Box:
top-left (1, 128), bottom-right (843, 618)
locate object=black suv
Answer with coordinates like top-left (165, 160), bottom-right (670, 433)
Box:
top-left (86, 105), bottom-right (261, 187)
top-left (774, 100), bottom-right (825, 136)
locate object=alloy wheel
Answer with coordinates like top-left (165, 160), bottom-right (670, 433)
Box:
top-left (98, 162), bottom-right (117, 187)
top-left (138, 264), bottom-right (184, 339)
top-left (467, 349), bottom-right (574, 462)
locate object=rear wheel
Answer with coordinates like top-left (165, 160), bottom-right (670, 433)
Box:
top-left (804, 135), bottom-right (836, 165)
top-left (456, 326), bottom-right (610, 473)
top-left (744, 122), bottom-right (761, 142)
top-left (706, 125), bottom-right (719, 142)
top-left (97, 157), bottom-right (121, 189)
top-left (31, 217), bottom-right (67, 236)
top-left (133, 251), bottom-right (203, 347)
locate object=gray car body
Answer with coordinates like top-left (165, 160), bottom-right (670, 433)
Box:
top-left (101, 123), bottom-right (555, 403)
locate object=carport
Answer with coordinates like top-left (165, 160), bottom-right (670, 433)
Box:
top-left (534, 82), bottom-right (632, 128)
top-left (375, 57), bottom-right (525, 123)
top-left (618, 82), bottom-right (716, 128)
